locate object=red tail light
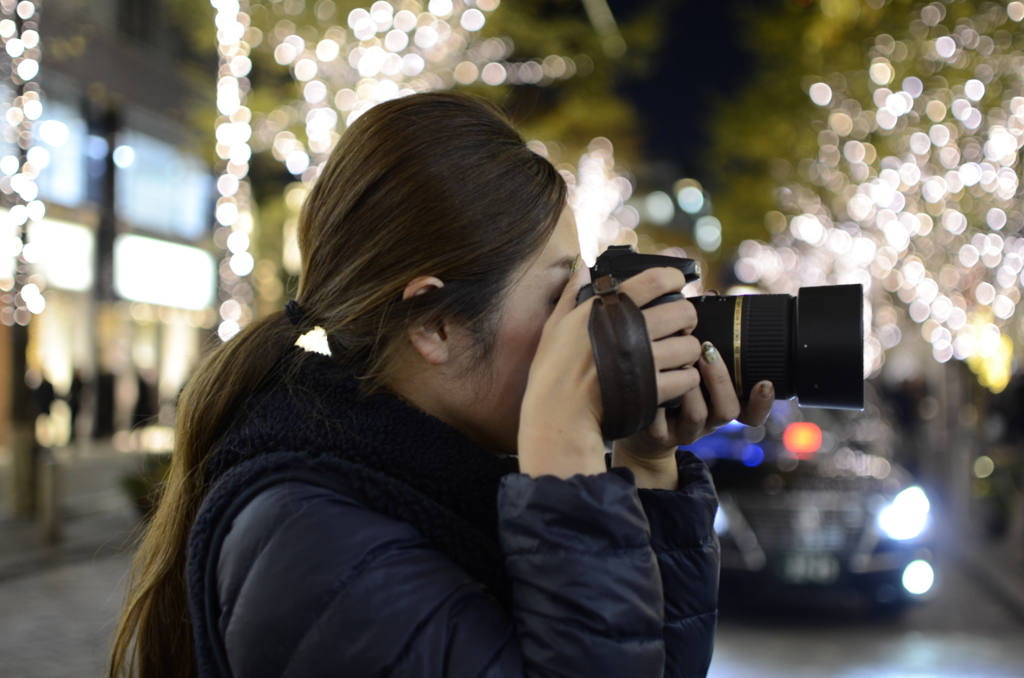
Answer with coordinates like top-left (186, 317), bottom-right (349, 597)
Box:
top-left (784, 422), bottom-right (822, 457)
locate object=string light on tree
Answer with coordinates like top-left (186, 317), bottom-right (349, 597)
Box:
top-left (556, 136), bottom-right (639, 266)
top-left (211, 0), bottom-right (257, 342)
top-left (735, 1), bottom-right (1024, 393)
top-left (207, 0), bottom-right (635, 324)
top-left (240, 0), bottom-right (583, 277)
top-left (0, 0), bottom-right (45, 326)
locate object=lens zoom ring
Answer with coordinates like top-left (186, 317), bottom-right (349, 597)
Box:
top-left (742, 295), bottom-right (792, 399)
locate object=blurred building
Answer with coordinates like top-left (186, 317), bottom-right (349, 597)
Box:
top-left (1, 0), bottom-right (216, 466)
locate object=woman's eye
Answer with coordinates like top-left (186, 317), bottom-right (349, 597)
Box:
top-left (550, 279), bottom-right (570, 306)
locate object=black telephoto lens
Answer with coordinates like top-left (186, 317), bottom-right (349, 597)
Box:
top-left (687, 285), bottom-right (864, 410)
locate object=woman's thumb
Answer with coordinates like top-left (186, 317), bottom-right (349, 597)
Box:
top-left (550, 258), bottom-right (592, 323)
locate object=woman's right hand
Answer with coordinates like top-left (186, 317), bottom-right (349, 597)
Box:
top-left (518, 266), bottom-right (701, 479)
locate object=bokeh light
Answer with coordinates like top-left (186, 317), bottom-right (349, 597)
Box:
top-left (0, 0), bottom-right (46, 325)
top-left (734, 2), bottom-right (1024, 392)
top-left (211, 0), bottom-right (257, 341)
top-left (645, 191), bottom-right (674, 225)
top-left (226, 0), bottom-right (595, 322)
top-left (695, 216), bottom-right (722, 252)
top-left (568, 137), bottom-right (639, 265)
top-left (677, 185), bottom-right (705, 214)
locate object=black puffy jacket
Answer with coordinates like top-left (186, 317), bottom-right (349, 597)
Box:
top-left (187, 350), bottom-right (719, 678)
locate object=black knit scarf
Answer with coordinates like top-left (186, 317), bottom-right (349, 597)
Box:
top-left (186, 347), bottom-right (520, 676)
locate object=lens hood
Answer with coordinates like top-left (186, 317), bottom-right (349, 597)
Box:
top-left (795, 284), bottom-right (864, 410)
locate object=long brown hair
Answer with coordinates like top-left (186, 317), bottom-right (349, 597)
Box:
top-left (107, 91), bottom-right (567, 678)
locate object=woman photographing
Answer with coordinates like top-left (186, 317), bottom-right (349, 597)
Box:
top-left (109, 91), bottom-right (773, 678)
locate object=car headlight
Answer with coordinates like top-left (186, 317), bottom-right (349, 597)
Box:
top-left (902, 559), bottom-right (935, 594)
top-left (877, 486), bottom-right (930, 540)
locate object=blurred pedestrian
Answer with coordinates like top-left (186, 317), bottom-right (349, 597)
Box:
top-left (94, 372), bottom-right (116, 438)
top-left (109, 92), bottom-right (773, 678)
top-left (25, 369), bottom-right (55, 450)
top-left (131, 371), bottom-right (156, 430)
top-left (25, 368), bottom-right (55, 423)
top-left (66, 370), bottom-right (84, 437)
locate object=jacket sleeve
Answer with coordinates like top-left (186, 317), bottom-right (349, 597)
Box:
top-left (498, 469), bottom-right (666, 678)
top-left (635, 450), bottom-right (720, 678)
top-left (215, 471), bottom-right (667, 678)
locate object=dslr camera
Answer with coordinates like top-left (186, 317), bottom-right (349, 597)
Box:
top-left (577, 246), bottom-right (864, 410)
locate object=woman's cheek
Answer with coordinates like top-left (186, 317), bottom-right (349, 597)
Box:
top-left (523, 307), bottom-right (551, 367)
top-left (494, 293), bottom-right (556, 400)
top-left (504, 316), bottom-right (547, 396)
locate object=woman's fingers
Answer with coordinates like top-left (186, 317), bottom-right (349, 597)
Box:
top-left (737, 380), bottom-right (774, 427)
top-left (641, 407), bottom-right (670, 443)
top-left (670, 383), bottom-right (709, 445)
top-left (651, 335), bottom-right (701, 372)
top-left (618, 267), bottom-right (687, 308)
top-left (697, 342), bottom-right (742, 428)
top-left (663, 341), bottom-right (739, 445)
top-left (643, 299), bottom-right (698, 340)
top-left (547, 260), bottom-right (592, 328)
top-left (655, 365), bottom-right (701, 407)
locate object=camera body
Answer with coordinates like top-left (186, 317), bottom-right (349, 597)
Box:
top-left (577, 246), bottom-right (864, 410)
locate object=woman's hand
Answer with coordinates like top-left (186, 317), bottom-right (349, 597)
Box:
top-left (612, 298), bottom-right (775, 489)
top-left (518, 266), bottom-right (701, 479)
top-left (518, 264), bottom-right (605, 479)
top-left (518, 264), bottom-right (773, 484)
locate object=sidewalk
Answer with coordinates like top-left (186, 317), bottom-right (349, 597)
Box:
top-left (0, 441), bottom-right (149, 677)
top-left (0, 441), bottom-right (147, 582)
top-left (960, 534), bottom-right (1024, 625)
top-left (0, 553), bottom-right (133, 677)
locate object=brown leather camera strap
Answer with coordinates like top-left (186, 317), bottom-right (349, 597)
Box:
top-left (587, 275), bottom-right (659, 440)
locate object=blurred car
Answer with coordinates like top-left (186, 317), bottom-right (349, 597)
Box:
top-left (686, 397), bottom-right (936, 612)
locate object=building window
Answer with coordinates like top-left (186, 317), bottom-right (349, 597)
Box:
top-left (35, 100), bottom-right (89, 208)
top-left (114, 129), bottom-right (213, 241)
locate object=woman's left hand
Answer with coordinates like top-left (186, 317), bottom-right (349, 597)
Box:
top-left (612, 345), bottom-right (775, 490)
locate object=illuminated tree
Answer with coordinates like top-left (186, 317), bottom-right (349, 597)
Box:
top-left (0, 0), bottom-right (48, 514)
top-left (709, 0), bottom-right (1024, 393)
top-left (0, 0), bottom-right (47, 325)
top-left (173, 0), bottom-right (669, 339)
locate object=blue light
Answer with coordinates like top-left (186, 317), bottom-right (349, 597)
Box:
top-left (682, 420), bottom-right (760, 462)
top-left (86, 135), bottom-right (109, 160)
top-left (741, 444), bottom-right (765, 467)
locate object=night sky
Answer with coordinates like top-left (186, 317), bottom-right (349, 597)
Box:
top-left (607, 0), bottom-right (757, 179)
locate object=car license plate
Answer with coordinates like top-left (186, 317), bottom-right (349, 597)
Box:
top-left (780, 552), bottom-right (839, 584)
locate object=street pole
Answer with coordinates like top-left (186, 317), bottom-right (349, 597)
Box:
top-left (8, 321), bottom-right (32, 514)
top-left (86, 92), bottom-right (118, 439)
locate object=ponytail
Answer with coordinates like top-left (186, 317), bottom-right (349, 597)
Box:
top-left (107, 310), bottom-right (297, 678)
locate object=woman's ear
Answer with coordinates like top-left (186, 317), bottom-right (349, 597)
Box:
top-left (403, 276), bottom-right (449, 365)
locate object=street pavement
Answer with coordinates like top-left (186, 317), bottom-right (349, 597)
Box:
top-left (0, 442), bottom-right (144, 582)
top-left (710, 556), bottom-right (1024, 677)
top-left (0, 442), bottom-right (144, 678)
top-left (0, 554), bottom-right (131, 678)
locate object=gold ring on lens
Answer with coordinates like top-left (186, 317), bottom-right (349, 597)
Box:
top-left (570, 254), bottom-right (581, 274)
top-left (733, 297), bottom-right (743, 398)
